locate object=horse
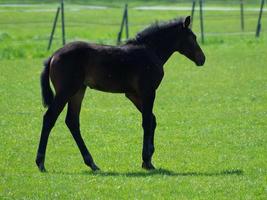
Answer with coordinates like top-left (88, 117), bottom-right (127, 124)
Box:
top-left (36, 16), bottom-right (205, 172)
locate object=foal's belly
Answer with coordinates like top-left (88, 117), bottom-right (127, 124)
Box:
top-left (84, 73), bottom-right (130, 93)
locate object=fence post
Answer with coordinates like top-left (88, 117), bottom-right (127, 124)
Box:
top-left (190, 0), bottom-right (196, 28)
top-left (199, 0), bottom-right (204, 43)
top-left (125, 4), bottom-right (129, 39)
top-left (256, 0), bottom-right (265, 37)
top-left (47, 6), bottom-right (61, 51)
top-left (61, 0), bottom-right (66, 45)
top-left (117, 4), bottom-right (127, 44)
top-left (240, 0), bottom-right (244, 31)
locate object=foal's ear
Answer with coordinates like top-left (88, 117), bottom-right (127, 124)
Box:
top-left (183, 16), bottom-right (191, 28)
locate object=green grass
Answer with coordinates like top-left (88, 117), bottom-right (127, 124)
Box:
top-left (0, 2), bottom-right (267, 199)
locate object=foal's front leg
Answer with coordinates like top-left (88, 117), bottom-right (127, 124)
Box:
top-left (141, 91), bottom-right (156, 170)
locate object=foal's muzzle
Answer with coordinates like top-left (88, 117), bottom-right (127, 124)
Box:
top-left (195, 52), bottom-right (205, 66)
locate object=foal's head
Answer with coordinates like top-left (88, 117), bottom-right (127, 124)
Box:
top-left (176, 16), bottom-right (205, 66)
top-left (129, 16), bottom-right (205, 66)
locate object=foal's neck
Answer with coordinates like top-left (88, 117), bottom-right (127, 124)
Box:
top-left (146, 39), bottom-right (176, 67)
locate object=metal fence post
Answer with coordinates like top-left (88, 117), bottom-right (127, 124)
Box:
top-left (125, 4), bottom-right (129, 39)
top-left (190, 0), bottom-right (196, 29)
top-left (117, 4), bottom-right (127, 44)
top-left (61, 0), bottom-right (66, 45)
top-left (199, 0), bottom-right (204, 43)
top-left (47, 6), bottom-right (60, 51)
top-left (256, 0), bottom-right (265, 37)
top-left (240, 0), bottom-right (244, 31)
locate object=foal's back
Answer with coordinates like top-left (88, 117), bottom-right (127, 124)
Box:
top-left (50, 41), bottom-right (150, 94)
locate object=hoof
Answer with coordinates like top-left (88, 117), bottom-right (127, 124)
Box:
top-left (36, 154), bottom-right (47, 172)
top-left (36, 159), bottom-right (47, 172)
top-left (84, 156), bottom-right (100, 171)
top-left (38, 164), bottom-right (47, 172)
top-left (142, 161), bottom-right (155, 170)
top-left (90, 163), bottom-right (100, 171)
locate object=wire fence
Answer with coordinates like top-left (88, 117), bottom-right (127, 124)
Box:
top-left (0, 1), bottom-right (266, 51)
top-left (0, 0), bottom-right (264, 6)
top-left (0, 5), bottom-right (265, 29)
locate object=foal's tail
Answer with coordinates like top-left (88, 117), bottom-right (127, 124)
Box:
top-left (41, 57), bottom-right (54, 108)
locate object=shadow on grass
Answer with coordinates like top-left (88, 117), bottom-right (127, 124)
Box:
top-left (51, 168), bottom-right (243, 177)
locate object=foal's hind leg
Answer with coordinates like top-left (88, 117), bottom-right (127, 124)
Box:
top-left (36, 93), bottom-right (69, 172)
top-left (126, 93), bottom-right (157, 170)
top-left (65, 86), bottom-right (99, 171)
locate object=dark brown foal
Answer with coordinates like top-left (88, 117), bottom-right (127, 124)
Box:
top-left (36, 16), bottom-right (205, 172)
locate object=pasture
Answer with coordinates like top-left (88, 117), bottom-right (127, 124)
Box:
top-left (0, 1), bottom-right (267, 199)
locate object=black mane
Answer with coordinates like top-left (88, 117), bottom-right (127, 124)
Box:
top-left (126, 18), bottom-right (184, 45)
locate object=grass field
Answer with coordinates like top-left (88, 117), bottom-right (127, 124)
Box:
top-left (0, 1), bottom-right (267, 199)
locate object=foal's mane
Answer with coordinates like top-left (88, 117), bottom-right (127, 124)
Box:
top-left (126, 18), bottom-right (184, 45)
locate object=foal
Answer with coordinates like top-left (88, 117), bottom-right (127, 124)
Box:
top-left (36, 16), bottom-right (205, 172)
